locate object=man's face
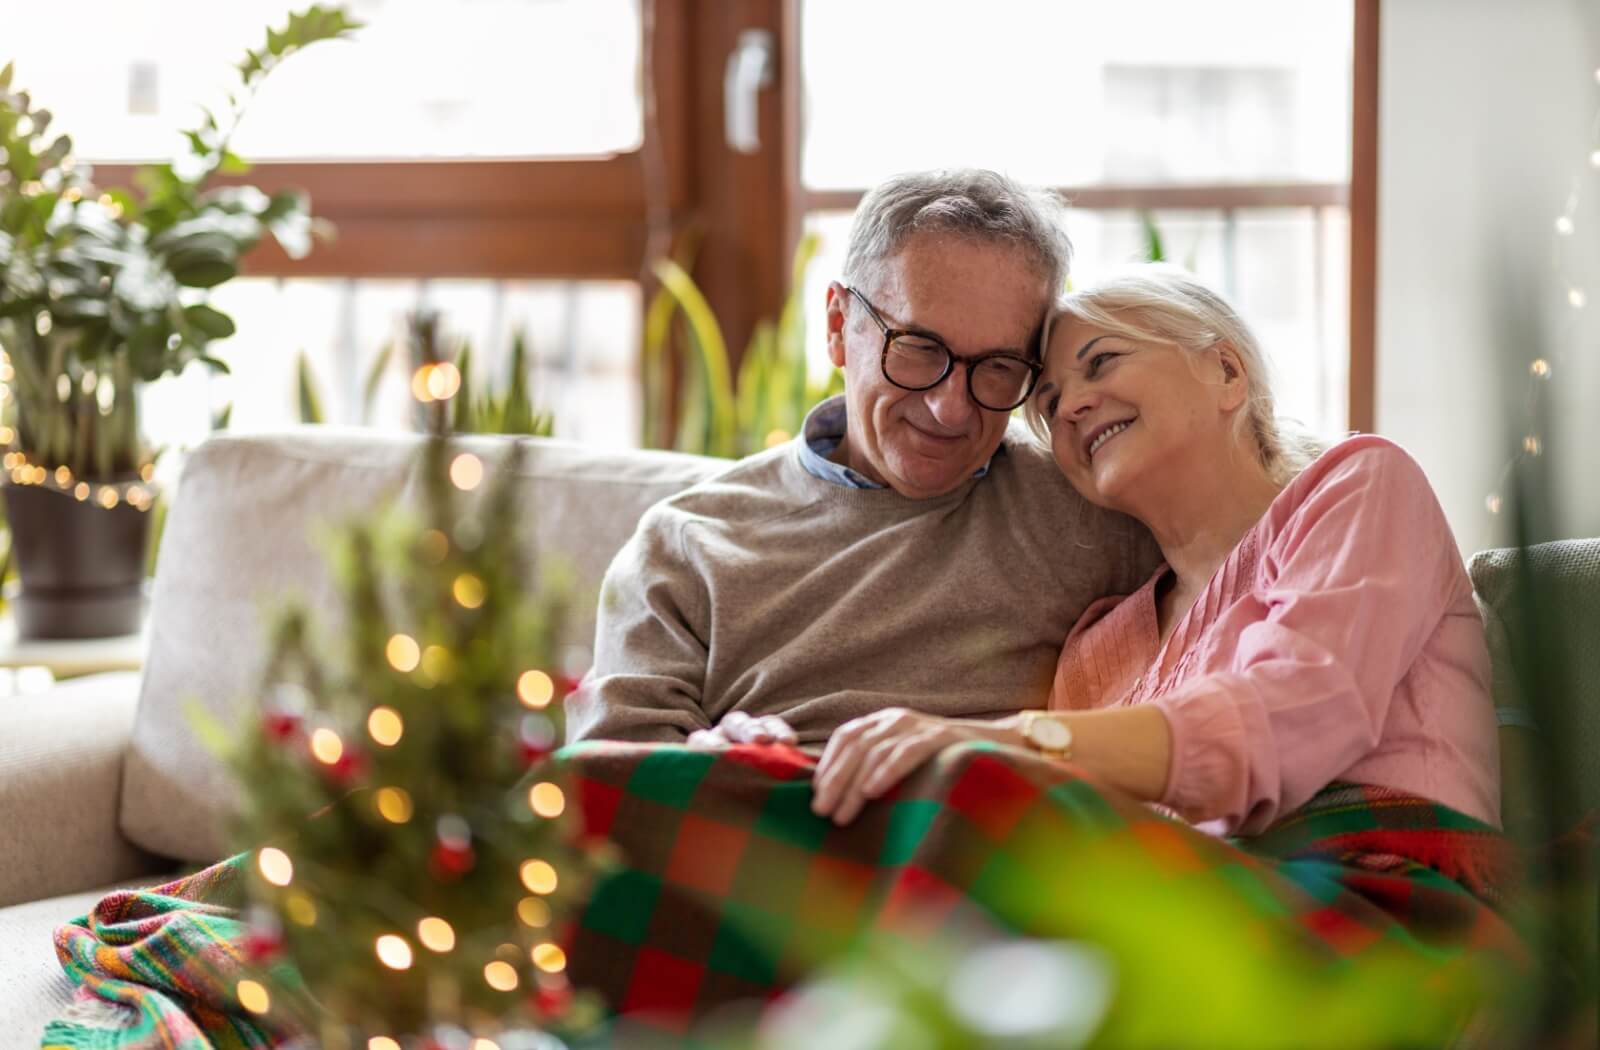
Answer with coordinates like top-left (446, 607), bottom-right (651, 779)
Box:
top-left (824, 235), bottom-right (1050, 499)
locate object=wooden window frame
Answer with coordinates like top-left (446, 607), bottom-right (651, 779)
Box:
top-left (91, 0), bottom-right (1379, 432)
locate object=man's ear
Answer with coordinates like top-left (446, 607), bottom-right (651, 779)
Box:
top-left (825, 282), bottom-right (848, 368)
top-left (1215, 343), bottom-right (1249, 412)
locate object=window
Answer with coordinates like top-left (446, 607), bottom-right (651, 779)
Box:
top-left (799, 0), bottom-right (1359, 438)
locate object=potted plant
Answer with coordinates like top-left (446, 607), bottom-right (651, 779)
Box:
top-left (0, 5), bottom-right (358, 638)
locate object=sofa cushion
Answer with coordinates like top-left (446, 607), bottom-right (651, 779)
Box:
top-left (1469, 538), bottom-right (1600, 836)
top-left (120, 429), bottom-right (726, 863)
top-left (0, 879), bottom-right (178, 1050)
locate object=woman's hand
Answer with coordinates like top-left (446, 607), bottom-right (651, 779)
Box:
top-left (811, 708), bottom-right (1018, 825)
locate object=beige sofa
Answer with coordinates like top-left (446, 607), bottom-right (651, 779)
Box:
top-left (1, 429), bottom-right (1594, 1047)
top-left (0, 429), bottom-right (726, 1047)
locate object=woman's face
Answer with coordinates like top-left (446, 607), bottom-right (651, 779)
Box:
top-left (1033, 317), bottom-right (1244, 513)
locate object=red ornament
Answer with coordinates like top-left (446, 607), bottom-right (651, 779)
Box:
top-left (326, 749), bottom-right (366, 785)
top-left (244, 927), bottom-right (283, 963)
top-left (532, 981), bottom-right (573, 1018)
top-left (261, 711), bottom-right (302, 742)
top-left (429, 840), bottom-right (476, 881)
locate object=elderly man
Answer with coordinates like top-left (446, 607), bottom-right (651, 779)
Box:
top-left (567, 169), bottom-right (1152, 770)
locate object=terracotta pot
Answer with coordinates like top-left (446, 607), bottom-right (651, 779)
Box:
top-left (2, 481), bottom-right (152, 639)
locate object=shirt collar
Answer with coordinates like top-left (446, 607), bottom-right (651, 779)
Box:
top-left (796, 395), bottom-right (998, 490)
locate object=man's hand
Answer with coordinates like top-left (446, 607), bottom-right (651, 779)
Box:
top-left (686, 710), bottom-right (798, 749)
top-left (811, 708), bottom-right (1016, 825)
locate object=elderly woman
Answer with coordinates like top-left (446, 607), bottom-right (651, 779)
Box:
top-left (810, 264), bottom-right (1501, 852)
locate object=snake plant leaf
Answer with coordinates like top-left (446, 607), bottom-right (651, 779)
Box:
top-left (652, 257), bottom-right (736, 457)
top-left (360, 340), bottom-right (395, 424)
top-left (297, 350), bottom-right (326, 424)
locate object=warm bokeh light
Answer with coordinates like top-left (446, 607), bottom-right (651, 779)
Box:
top-left (369, 1039), bottom-right (402, 1050)
top-left (470, 1040), bottom-right (501, 1050)
top-left (426, 361), bottom-right (462, 400)
top-left (517, 896), bottom-right (552, 927)
top-left (309, 727), bottom-right (344, 765)
top-left (417, 916), bottom-right (457, 953)
top-left (450, 452), bottom-right (484, 491)
top-left (367, 706), bottom-right (404, 746)
top-left (375, 934), bottom-right (414, 970)
top-left (520, 859), bottom-right (558, 895)
top-left (532, 942), bottom-right (567, 974)
top-left (453, 573), bottom-right (486, 609)
top-left (236, 979), bottom-right (271, 1014)
top-left (284, 891), bottom-right (318, 926)
top-left (421, 644), bottom-right (455, 681)
top-left (258, 847), bottom-right (294, 887)
top-left (375, 786), bottom-right (415, 824)
top-left (420, 528), bottom-right (450, 563)
top-left (386, 633), bottom-right (421, 672)
top-left (517, 669), bottom-right (555, 708)
top-left (528, 781), bottom-right (565, 818)
top-left (483, 960), bottom-right (520, 992)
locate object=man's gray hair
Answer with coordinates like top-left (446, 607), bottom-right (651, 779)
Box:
top-left (841, 169), bottom-right (1072, 292)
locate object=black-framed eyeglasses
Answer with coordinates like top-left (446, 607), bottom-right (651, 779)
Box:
top-left (844, 286), bottom-right (1041, 413)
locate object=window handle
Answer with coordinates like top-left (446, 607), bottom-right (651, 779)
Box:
top-left (724, 29), bottom-right (775, 154)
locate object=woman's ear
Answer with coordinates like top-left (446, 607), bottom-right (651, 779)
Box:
top-left (1214, 343), bottom-right (1249, 413)
top-left (825, 283), bottom-right (849, 368)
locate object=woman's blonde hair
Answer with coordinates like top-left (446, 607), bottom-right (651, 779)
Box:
top-left (1025, 263), bottom-right (1325, 486)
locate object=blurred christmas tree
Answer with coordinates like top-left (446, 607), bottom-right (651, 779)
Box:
top-left (223, 381), bottom-right (603, 1045)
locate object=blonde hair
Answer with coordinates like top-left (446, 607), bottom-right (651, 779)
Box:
top-left (1025, 264), bottom-right (1325, 486)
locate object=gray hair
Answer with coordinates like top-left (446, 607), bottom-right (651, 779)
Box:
top-left (1027, 264), bottom-right (1325, 486)
top-left (841, 169), bottom-right (1072, 293)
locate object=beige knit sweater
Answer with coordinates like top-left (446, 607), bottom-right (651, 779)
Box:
top-left (567, 420), bottom-right (1157, 745)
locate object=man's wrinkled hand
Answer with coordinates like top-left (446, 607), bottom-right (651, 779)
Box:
top-left (686, 710), bottom-right (798, 749)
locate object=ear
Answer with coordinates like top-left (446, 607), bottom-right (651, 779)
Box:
top-left (825, 282), bottom-right (849, 368)
top-left (1214, 343), bottom-right (1249, 413)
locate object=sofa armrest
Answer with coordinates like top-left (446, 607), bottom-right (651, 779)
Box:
top-left (0, 671), bottom-right (168, 907)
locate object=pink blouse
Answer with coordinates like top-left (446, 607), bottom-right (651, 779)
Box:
top-left (1051, 435), bottom-right (1500, 837)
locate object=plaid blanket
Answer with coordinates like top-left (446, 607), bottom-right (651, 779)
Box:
top-left (44, 741), bottom-right (1522, 1048)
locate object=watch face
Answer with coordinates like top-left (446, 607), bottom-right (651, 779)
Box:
top-left (1031, 717), bottom-right (1071, 750)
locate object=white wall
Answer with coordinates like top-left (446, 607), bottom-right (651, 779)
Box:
top-left (1378, 0), bottom-right (1600, 556)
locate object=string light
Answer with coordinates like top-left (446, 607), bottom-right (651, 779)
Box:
top-left (449, 452), bottom-right (484, 490)
top-left (519, 859), bottom-right (558, 895)
top-left (483, 960), bottom-right (520, 992)
top-left (375, 786), bottom-right (414, 824)
top-left (471, 1041), bottom-right (502, 1050)
top-left (310, 727), bottom-right (344, 765)
top-left (517, 897), bottom-right (552, 927)
top-left (417, 916), bottom-right (457, 952)
top-left (369, 1040), bottom-right (403, 1050)
top-left (420, 644), bottom-right (455, 682)
top-left (1489, 75), bottom-right (1600, 516)
top-left (528, 781), bottom-right (565, 818)
top-left (0, 450), bottom-right (156, 511)
top-left (517, 669), bottom-right (555, 708)
top-left (386, 633), bottom-right (421, 672)
top-left (453, 572), bottom-right (486, 609)
top-left (375, 934), bottom-right (414, 970)
top-left (284, 891), bottom-right (317, 926)
top-left (236, 979), bottom-right (271, 1015)
top-left (531, 942), bottom-right (568, 974)
top-left (258, 847), bottom-right (294, 887)
top-left (367, 706), bottom-right (404, 746)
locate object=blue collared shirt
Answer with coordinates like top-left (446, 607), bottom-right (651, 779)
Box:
top-left (797, 396), bottom-right (995, 489)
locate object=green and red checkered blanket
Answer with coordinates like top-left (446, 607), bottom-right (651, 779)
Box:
top-left (44, 741), bottom-right (1522, 1048)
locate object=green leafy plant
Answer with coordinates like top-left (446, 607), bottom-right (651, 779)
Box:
top-left (643, 232), bottom-right (843, 458)
top-left (0, 6), bottom-right (359, 480)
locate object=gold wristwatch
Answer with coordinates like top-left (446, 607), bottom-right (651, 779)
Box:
top-left (1018, 711), bottom-right (1074, 760)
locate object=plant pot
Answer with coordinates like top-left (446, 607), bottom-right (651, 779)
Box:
top-left (3, 481), bottom-right (152, 639)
